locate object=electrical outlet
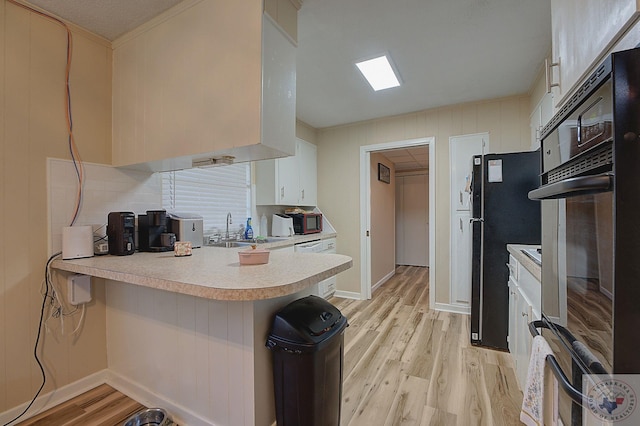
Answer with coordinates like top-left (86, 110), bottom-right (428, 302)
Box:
top-left (67, 274), bottom-right (92, 305)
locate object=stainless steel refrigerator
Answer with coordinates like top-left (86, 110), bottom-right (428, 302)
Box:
top-left (470, 151), bottom-right (541, 350)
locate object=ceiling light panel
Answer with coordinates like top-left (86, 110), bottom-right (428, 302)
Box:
top-left (356, 55), bottom-right (401, 91)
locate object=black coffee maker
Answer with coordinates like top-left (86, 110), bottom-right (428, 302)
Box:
top-left (138, 210), bottom-right (175, 252)
top-left (107, 211), bottom-right (136, 255)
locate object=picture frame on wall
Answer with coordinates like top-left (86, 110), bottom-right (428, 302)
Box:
top-left (378, 163), bottom-right (390, 184)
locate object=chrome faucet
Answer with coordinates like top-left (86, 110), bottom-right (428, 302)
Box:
top-left (225, 212), bottom-right (232, 240)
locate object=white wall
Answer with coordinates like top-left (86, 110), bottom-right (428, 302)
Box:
top-left (317, 95), bottom-right (532, 305)
top-left (370, 153), bottom-right (396, 288)
top-left (0, 1), bottom-right (113, 413)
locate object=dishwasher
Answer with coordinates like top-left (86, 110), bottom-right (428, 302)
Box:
top-left (294, 238), bottom-right (337, 299)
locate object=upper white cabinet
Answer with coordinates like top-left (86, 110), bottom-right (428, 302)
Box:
top-left (255, 138), bottom-right (317, 206)
top-left (550, 0), bottom-right (640, 106)
top-left (449, 133), bottom-right (486, 212)
top-left (529, 91), bottom-right (554, 150)
top-left (112, 1), bottom-right (298, 172)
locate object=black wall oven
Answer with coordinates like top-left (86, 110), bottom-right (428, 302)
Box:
top-left (529, 47), bottom-right (640, 425)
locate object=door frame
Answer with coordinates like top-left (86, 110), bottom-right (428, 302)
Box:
top-left (359, 137), bottom-right (435, 309)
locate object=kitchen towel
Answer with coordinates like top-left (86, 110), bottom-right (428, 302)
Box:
top-left (520, 335), bottom-right (554, 426)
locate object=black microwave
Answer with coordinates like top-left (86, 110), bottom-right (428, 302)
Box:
top-left (289, 213), bottom-right (322, 234)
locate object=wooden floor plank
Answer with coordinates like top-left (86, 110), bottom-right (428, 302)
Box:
top-left (348, 359), bottom-right (404, 426)
top-left (14, 385), bottom-right (144, 426)
top-left (456, 347), bottom-right (492, 426)
top-left (420, 406), bottom-right (458, 426)
top-left (341, 343), bottom-right (391, 425)
top-left (343, 328), bottom-right (380, 378)
top-left (383, 374), bottom-right (429, 426)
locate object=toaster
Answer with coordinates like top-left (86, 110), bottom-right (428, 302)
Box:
top-left (271, 214), bottom-right (294, 237)
top-left (168, 213), bottom-right (204, 248)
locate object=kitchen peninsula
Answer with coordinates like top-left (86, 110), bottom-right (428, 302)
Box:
top-left (52, 248), bottom-right (352, 426)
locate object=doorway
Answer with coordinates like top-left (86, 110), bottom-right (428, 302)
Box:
top-left (359, 137), bottom-right (435, 310)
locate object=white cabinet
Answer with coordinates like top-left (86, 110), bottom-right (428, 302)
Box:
top-left (550, 0), bottom-right (640, 106)
top-left (450, 211), bottom-right (472, 306)
top-left (448, 133), bottom-right (487, 311)
top-left (508, 253), bottom-right (541, 391)
top-left (297, 139), bottom-right (318, 206)
top-left (319, 238), bottom-right (337, 299)
top-left (529, 91), bottom-right (554, 150)
top-left (112, 3), bottom-right (297, 172)
top-left (255, 138), bottom-right (317, 206)
top-left (450, 134), bottom-right (486, 212)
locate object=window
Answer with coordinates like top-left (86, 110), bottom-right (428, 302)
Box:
top-left (161, 164), bottom-right (251, 237)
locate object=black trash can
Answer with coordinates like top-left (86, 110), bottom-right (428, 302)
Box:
top-left (266, 295), bottom-right (348, 426)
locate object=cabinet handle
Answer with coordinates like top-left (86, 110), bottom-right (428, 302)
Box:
top-left (459, 191), bottom-right (463, 204)
top-left (281, 186), bottom-right (285, 199)
top-left (459, 218), bottom-right (463, 231)
top-left (301, 189), bottom-right (304, 200)
top-left (545, 57), bottom-right (560, 93)
top-left (522, 311), bottom-right (529, 317)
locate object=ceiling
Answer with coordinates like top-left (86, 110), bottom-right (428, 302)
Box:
top-left (379, 147), bottom-right (429, 172)
top-left (25, 0), bottom-right (551, 130)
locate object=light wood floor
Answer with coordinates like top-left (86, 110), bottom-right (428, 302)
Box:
top-left (14, 384), bottom-right (144, 425)
top-left (328, 265), bottom-right (523, 425)
top-left (14, 265), bottom-right (523, 425)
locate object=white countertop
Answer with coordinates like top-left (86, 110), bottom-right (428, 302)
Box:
top-left (51, 238), bottom-right (351, 301)
top-left (507, 244), bottom-right (542, 281)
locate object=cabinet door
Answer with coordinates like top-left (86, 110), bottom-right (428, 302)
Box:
top-left (449, 134), bottom-right (487, 212)
top-left (516, 290), bottom-right (534, 390)
top-left (112, 1), bottom-right (265, 168)
top-left (508, 277), bottom-right (519, 357)
top-left (530, 106), bottom-right (542, 152)
top-left (551, 0), bottom-right (639, 105)
top-left (297, 139), bottom-right (317, 206)
top-left (277, 154), bottom-right (299, 205)
top-left (450, 211), bottom-right (472, 307)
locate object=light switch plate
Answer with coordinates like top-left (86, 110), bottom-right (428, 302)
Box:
top-left (67, 274), bottom-right (92, 305)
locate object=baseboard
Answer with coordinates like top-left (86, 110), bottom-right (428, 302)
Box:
top-left (333, 290), bottom-right (363, 300)
top-left (371, 269), bottom-right (395, 293)
top-left (105, 370), bottom-right (215, 426)
top-left (0, 370), bottom-right (108, 425)
top-left (434, 302), bottom-right (471, 315)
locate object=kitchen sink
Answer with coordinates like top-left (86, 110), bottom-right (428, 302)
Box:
top-left (237, 237), bottom-right (291, 244)
top-left (209, 241), bottom-right (255, 248)
top-left (207, 237), bottom-right (291, 248)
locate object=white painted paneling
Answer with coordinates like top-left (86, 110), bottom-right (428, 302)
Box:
top-left (105, 281), bottom-right (316, 425)
top-left (47, 158), bottom-right (162, 254)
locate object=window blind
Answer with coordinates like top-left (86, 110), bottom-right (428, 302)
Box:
top-left (161, 164), bottom-right (251, 236)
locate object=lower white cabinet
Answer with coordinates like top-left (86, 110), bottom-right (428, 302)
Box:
top-left (508, 253), bottom-right (541, 390)
top-left (450, 211), bottom-right (472, 308)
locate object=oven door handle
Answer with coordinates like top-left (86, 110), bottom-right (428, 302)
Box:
top-left (528, 320), bottom-right (586, 406)
top-left (528, 173), bottom-right (613, 200)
